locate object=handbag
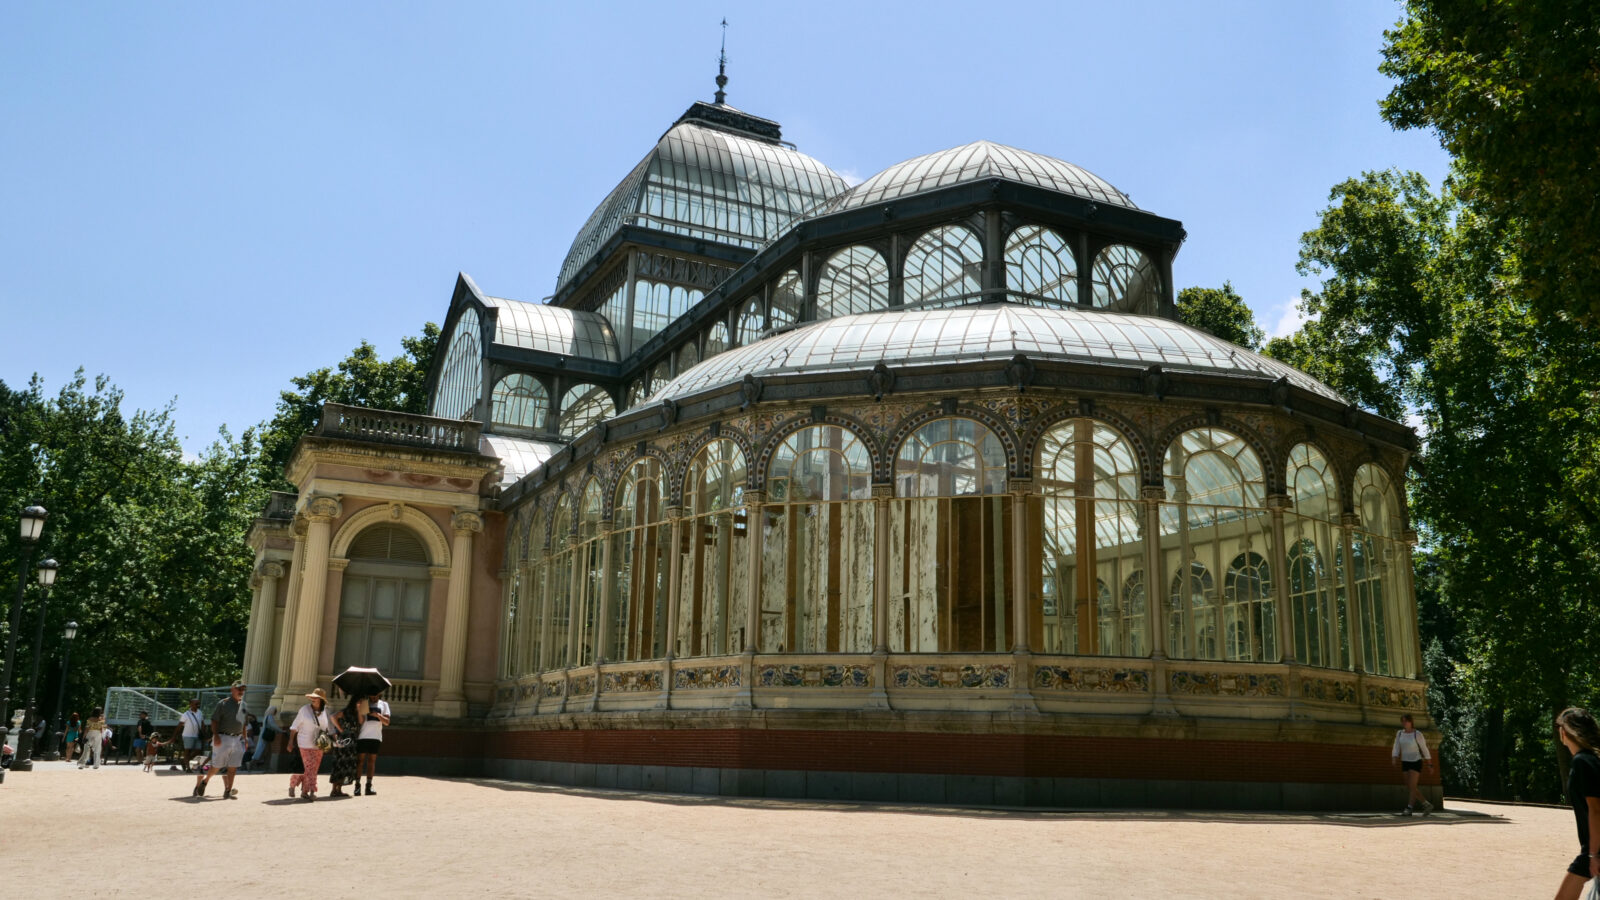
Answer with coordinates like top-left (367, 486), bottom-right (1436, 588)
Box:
top-left (1582, 877), bottom-right (1599, 900)
top-left (312, 709), bottom-right (334, 752)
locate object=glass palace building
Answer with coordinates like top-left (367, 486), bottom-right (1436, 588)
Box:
top-left (243, 86), bottom-right (1435, 809)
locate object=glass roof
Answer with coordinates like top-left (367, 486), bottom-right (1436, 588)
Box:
top-left (555, 120), bottom-right (848, 293)
top-left (481, 434), bottom-right (564, 488)
top-left (653, 301), bottom-right (1344, 403)
top-left (479, 295), bottom-right (618, 361)
top-left (814, 140), bottom-right (1135, 216)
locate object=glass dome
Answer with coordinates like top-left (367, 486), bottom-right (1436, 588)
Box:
top-left (654, 302), bottom-right (1343, 403)
top-left (479, 295), bottom-right (618, 361)
top-left (814, 140), bottom-right (1135, 216)
top-left (556, 120), bottom-right (849, 294)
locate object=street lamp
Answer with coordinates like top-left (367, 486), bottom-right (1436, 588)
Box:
top-left (0, 505), bottom-right (47, 784)
top-left (12, 558), bottom-right (58, 771)
top-left (46, 620), bottom-right (78, 760)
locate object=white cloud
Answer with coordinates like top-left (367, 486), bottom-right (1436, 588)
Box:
top-left (1266, 297), bottom-right (1309, 340)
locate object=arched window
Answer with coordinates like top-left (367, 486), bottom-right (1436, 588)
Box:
top-left (903, 225), bottom-right (982, 307)
top-left (519, 511), bottom-right (549, 676)
top-left (633, 281), bottom-right (671, 347)
top-left (704, 322), bottom-right (729, 359)
top-left (1005, 224), bottom-right (1076, 306)
top-left (649, 362), bottom-right (670, 396)
top-left (625, 380), bottom-right (646, 410)
top-left (763, 426), bottom-right (875, 653)
top-left (491, 373), bottom-right (549, 430)
top-left (1224, 551), bottom-right (1275, 662)
top-left (771, 270), bottom-right (801, 328)
top-left (558, 384), bottom-right (615, 439)
top-left (612, 458), bottom-right (669, 662)
top-left (572, 479), bottom-right (605, 667)
top-left (1160, 428), bottom-right (1274, 661)
top-left (737, 299), bottom-right (764, 345)
top-left (335, 524), bottom-right (430, 679)
top-left (680, 440), bottom-right (750, 657)
top-left (545, 497), bottom-right (574, 671)
top-left (1352, 464), bottom-right (1408, 677)
top-left (890, 417), bottom-right (1012, 652)
top-left (678, 341), bottom-right (700, 374)
top-left (1091, 244), bottom-right (1161, 313)
top-left (816, 246), bottom-right (890, 319)
top-left (431, 307), bottom-right (482, 420)
top-left (1035, 419), bottom-right (1145, 657)
top-left (500, 524), bottom-right (524, 679)
top-left (1287, 444), bottom-right (1348, 669)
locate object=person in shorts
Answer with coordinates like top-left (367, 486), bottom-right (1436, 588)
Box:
top-left (132, 711), bottom-right (154, 762)
top-left (356, 691), bottom-right (391, 796)
top-left (195, 682), bottom-right (248, 799)
top-left (1391, 713), bottom-right (1433, 815)
top-left (175, 699), bottom-right (204, 771)
top-left (1554, 707), bottom-right (1600, 900)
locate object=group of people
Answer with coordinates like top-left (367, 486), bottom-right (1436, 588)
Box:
top-left (284, 687), bottom-right (389, 801)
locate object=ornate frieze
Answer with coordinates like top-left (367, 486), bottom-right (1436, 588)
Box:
top-left (674, 665), bottom-right (742, 689)
top-left (892, 664), bottom-right (1011, 689)
top-left (757, 664), bottom-right (872, 688)
top-left (1299, 677), bottom-right (1359, 704)
top-left (541, 679), bottom-right (566, 698)
top-left (569, 674), bottom-right (596, 697)
top-left (1169, 670), bottom-right (1285, 697)
top-left (601, 669), bottom-right (664, 693)
top-left (1366, 684), bottom-right (1424, 710)
top-left (1033, 665), bottom-right (1150, 693)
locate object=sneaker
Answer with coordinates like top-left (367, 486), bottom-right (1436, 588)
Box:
top-left (227, 788), bottom-right (238, 799)
top-left (1421, 800), bottom-right (1434, 816)
top-left (353, 784), bottom-right (362, 796)
top-left (197, 780), bottom-right (208, 797)
top-left (289, 784), bottom-right (296, 799)
top-left (1400, 806), bottom-right (1412, 816)
top-left (364, 782), bottom-right (375, 795)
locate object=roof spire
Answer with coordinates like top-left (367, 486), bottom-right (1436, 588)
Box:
top-left (714, 18), bottom-right (729, 104)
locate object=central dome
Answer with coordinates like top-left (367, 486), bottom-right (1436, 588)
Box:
top-left (815, 140), bottom-right (1136, 216)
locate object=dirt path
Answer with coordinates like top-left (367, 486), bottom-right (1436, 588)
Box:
top-left (0, 760), bottom-right (1573, 898)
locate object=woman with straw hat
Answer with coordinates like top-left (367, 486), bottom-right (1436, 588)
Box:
top-left (287, 688), bottom-right (333, 803)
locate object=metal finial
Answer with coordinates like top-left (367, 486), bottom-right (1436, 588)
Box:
top-left (714, 18), bottom-right (728, 104)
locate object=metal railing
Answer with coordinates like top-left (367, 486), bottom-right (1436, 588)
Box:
top-left (102, 684), bottom-right (275, 727)
top-left (314, 402), bottom-right (482, 452)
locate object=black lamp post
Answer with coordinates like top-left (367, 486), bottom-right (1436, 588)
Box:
top-left (0, 505), bottom-right (47, 784)
top-left (11, 558), bottom-right (58, 771)
top-left (46, 620), bottom-right (78, 761)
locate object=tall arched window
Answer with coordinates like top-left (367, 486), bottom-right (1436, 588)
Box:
top-left (335, 524), bottom-right (431, 679)
top-left (1034, 419), bottom-right (1145, 657)
top-left (1091, 244), bottom-right (1161, 313)
top-left (737, 299), bottom-right (764, 345)
top-left (1352, 464), bottom-right (1408, 677)
top-left (544, 497), bottom-right (574, 671)
top-left (1005, 224), bottom-right (1076, 306)
top-left (649, 362), bottom-right (670, 396)
top-left (625, 381), bottom-right (646, 410)
top-left (1287, 443), bottom-right (1348, 669)
top-left (704, 322), bottom-right (729, 359)
top-left (612, 458), bottom-right (669, 662)
top-left (902, 225), bottom-right (982, 307)
top-left (680, 439), bottom-right (750, 656)
top-left (521, 511), bottom-right (549, 675)
top-left (431, 307), bottom-right (482, 420)
top-left (491, 373), bottom-right (549, 430)
top-left (1160, 428), bottom-right (1274, 661)
top-left (890, 417), bottom-right (1011, 653)
top-left (677, 341), bottom-right (700, 374)
top-left (572, 480), bottom-right (605, 667)
top-left (500, 525), bottom-right (524, 679)
top-left (817, 246), bottom-right (890, 319)
top-left (771, 270), bottom-right (802, 328)
top-left (559, 384), bottom-right (615, 439)
top-left (763, 425), bottom-right (875, 653)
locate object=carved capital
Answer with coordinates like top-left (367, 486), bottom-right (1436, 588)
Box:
top-left (1264, 493), bottom-right (1292, 511)
top-left (304, 495), bottom-right (343, 522)
top-left (1141, 484), bottom-right (1166, 502)
top-left (665, 505), bottom-right (687, 522)
top-left (292, 516), bottom-right (309, 537)
top-left (451, 510), bottom-right (485, 535)
top-left (1007, 478), bottom-right (1034, 497)
top-left (870, 483), bottom-right (895, 501)
top-left (260, 560), bottom-right (287, 580)
top-left (249, 574), bottom-right (263, 590)
top-left (327, 558), bottom-right (351, 572)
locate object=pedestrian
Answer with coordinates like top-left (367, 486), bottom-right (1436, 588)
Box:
top-left (356, 691), bottom-right (391, 796)
top-left (287, 688), bottom-right (332, 803)
top-left (1554, 707), bottom-right (1600, 900)
top-left (195, 681), bottom-right (249, 799)
top-left (76, 707), bottom-right (106, 769)
top-left (242, 714), bottom-right (260, 769)
top-left (64, 713), bottom-right (81, 762)
top-left (327, 695), bottom-right (364, 798)
top-left (1391, 713), bottom-right (1434, 816)
top-left (132, 711), bottom-right (154, 763)
top-left (250, 704), bottom-right (282, 770)
top-left (174, 698), bottom-right (204, 772)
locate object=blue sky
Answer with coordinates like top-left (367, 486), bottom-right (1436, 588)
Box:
top-left (0, 2), bottom-right (1450, 456)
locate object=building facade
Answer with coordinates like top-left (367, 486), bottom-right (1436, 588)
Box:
top-left (243, 88), bottom-right (1436, 809)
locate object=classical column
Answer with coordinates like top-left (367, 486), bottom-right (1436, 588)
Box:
top-left (1008, 479), bottom-right (1037, 713)
top-left (1266, 494), bottom-right (1296, 665)
top-left (243, 561), bottom-right (285, 686)
top-left (1339, 512), bottom-right (1367, 675)
top-left (288, 496), bottom-right (341, 696)
top-left (867, 485), bottom-right (892, 710)
top-left (732, 492), bottom-right (764, 711)
top-left (270, 522), bottom-right (307, 709)
top-left (590, 517), bottom-right (615, 713)
top-left (434, 509), bottom-right (484, 718)
top-left (1401, 528), bottom-right (1422, 680)
top-left (1142, 485), bottom-right (1176, 716)
top-left (661, 506), bottom-right (685, 709)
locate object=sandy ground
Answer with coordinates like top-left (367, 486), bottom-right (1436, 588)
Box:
top-left (0, 759), bottom-right (1579, 899)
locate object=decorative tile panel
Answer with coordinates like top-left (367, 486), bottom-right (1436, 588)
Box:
top-left (569, 674), bottom-right (596, 697)
top-left (1366, 684), bottom-right (1424, 710)
top-left (757, 664), bottom-right (872, 688)
top-left (1033, 665), bottom-right (1150, 693)
top-left (892, 664), bottom-right (1010, 689)
top-left (673, 664), bottom-right (742, 689)
top-left (1300, 677), bottom-right (1359, 704)
top-left (1169, 670), bottom-right (1285, 697)
top-left (541, 679), bottom-right (566, 698)
top-left (601, 669), bottom-right (664, 693)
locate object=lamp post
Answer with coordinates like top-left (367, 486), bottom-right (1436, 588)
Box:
top-left (46, 621), bottom-right (78, 760)
top-left (0, 505), bottom-right (47, 784)
top-left (11, 558), bottom-right (58, 771)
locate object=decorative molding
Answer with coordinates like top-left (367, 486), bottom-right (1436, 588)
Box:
top-left (569, 674), bottom-right (596, 697)
top-left (1300, 677), bottom-right (1359, 705)
top-left (1033, 665), bottom-right (1150, 693)
top-left (541, 679), bottom-right (566, 698)
top-left (305, 495), bottom-right (343, 521)
top-left (260, 561), bottom-right (287, 580)
top-left (673, 665), bottom-right (741, 689)
top-left (451, 509), bottom-right (486, 535)
top-left (328, 502), bottom-right (452, 567)
top-left (757, 664), bottom-right (872, 688)
top-left (601, 669), bottom-right (664, 693)
top-left (892, 664), bottom-right (1010, 689)
top-left (1169, 670), bottom-right (1285, 697)
top-left (1366, 684), bottom-right (1425, 710)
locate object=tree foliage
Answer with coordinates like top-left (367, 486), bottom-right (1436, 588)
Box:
top-left (1175, 281), bottom-right (1265, 350)
top-left (1380, 0), bottom-right (1600, 325)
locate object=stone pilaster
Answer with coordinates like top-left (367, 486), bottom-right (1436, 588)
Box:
top-left (288, 496), bottom-right (341, 696)
top-left (434, 509), bottom-right (483, 718)
top-left (243, 561), bottom-right (285, 686)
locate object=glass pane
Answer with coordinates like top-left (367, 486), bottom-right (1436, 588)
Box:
top-left (397, 628), bottom-right (424, 677)
top-left (366, 625), bottom-right (394, 671)
top-left (372, 580), bottom-right (398, 621)
top-left (401, 582), bottom-right (426, 623)
top-left (340, 578), bottom-right (368, 617)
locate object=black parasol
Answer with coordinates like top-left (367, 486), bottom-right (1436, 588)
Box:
top-left (333, 666), bottom-right (392, 699)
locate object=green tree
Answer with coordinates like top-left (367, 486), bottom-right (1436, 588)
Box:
top-left (257, 323), bottom-right (439, 486)
top-left (1175, 282), bottom-right (1265, 350)
top-left (1380, 0), bottom-right (1600, 325)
